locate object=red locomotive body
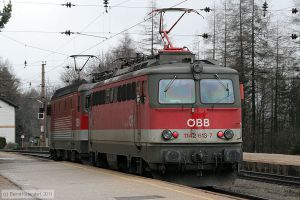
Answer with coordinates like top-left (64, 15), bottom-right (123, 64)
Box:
top-left (50, 52), bottom-right (243, 186)
top-left (49, 8), bottom-right (243, 186)
top-left (85, 52), bottom-right (243, 186)
top-left (50, 81), bottom-right (93, 161)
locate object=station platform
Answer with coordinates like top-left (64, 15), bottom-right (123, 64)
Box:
top-left (0, 152), bottom-right (235, 200)
top-left (242, 152), bottom-right (300, 176)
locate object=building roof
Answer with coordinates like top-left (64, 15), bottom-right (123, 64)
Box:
top-left (0, 97), bottom-right (18, 108)
top-left (51, 79), bottom-right (87, 100)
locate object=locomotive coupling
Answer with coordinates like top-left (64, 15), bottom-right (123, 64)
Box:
top-left (191, 150), bottom-right (208, 163)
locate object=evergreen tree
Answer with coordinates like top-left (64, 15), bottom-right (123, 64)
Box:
top-left (0, 58), bottom-right (20, 103)
top-left (0, 1), bottom-right (12, 29)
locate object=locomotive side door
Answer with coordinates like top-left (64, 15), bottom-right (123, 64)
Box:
top-left (134, 81), bottom-right (145, 149)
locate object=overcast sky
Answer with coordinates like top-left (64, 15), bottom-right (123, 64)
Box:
top-left (0, 0), bottom-right (295, 92)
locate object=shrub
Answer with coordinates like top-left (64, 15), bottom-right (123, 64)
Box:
top-left (4, 142), bottom-right (19, 150)
top-left (0, 137), bottom-right (6, 149)
top-left (289, 142), bottom-right (300, 155)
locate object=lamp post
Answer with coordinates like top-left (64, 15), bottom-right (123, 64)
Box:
top-left (37, 99), bottom-right (47, 147)
top-left (21, 134), bottom-right (24, 149)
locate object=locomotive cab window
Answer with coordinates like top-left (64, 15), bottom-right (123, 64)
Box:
top-left (85, 95), bottom-right (91, 110)
top-left (200, 79), bottom-right (235, 104)
top-left (159, 79), bottom-right (195, 104)
top-left (77, 96), bottom-right (80, 112)
top-left (70, 98), bottom-right (73, 108)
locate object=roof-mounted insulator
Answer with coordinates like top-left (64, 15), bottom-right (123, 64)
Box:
top-left (62, 2), bottom-right (75, 8)
top-left (203, 7), bottom-right (211, 12)
top-left (61, 30), bottom-right (74, 36)
top-left (200, 33), bottom-right (209, 39)
top-left (262, 1), bottom-right (268, 17)
top-left (103, 0), bottom-right (109, 13)
top-left (291, 34), bottom-right (298, 40)
top-left (292, 8), bottom-right (298, 14)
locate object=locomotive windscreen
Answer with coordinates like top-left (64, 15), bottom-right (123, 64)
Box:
top-left (159, 79), bottom-right (195, 104)
top-left (200, 79), bottom-right (235, 104)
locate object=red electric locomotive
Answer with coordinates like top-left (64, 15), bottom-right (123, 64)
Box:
top-left (50, 80), bottom-right (95, 161)
top-left (49, 8), bottom-right (243, 186)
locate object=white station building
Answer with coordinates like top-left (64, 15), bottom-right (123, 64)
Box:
top-left (0, 98), bottom-right (17, 143)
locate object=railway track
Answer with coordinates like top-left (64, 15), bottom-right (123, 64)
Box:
top-left (203, 187), bottom-right (272, 200)
top-left (238, 170), bottom-right (300, 187)
top-left (1, 149), bottom-right (50, 159)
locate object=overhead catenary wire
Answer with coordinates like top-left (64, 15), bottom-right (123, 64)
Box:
top-left (11, 1), bottom-right (61, 6)
top-left (11, 0), bottom-right (137, 8)
top-left (7, 0), bottom-right (191, 75)
top-left (24, 0), bottom-right (189, 87)
top-left (1, 30), bottom-right (204, 38)
top-left (0, 32), bottom-right (69, 56)
top-left (12, 0), bottom-right (133, 68)
top-left (11, 1), bottom-right (300, 12)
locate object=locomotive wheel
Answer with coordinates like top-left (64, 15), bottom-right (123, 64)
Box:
top-left (70, 151), bottom-right (77, 162)
top-left (117, 155), bottom-right (129, 172)
top-left (63, 150), bottom-right (71, 161)
top-left (50, 149), bottom-right (58, 161)
top-left (89, 152), bottom-right (96, 166)
top-left (55, 149), bottom-right (63, 161)
top-left (96, 153), bottom-right (109, 168)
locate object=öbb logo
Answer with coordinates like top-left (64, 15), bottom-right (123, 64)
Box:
top-left (187, 118), bottom-right (210, 127)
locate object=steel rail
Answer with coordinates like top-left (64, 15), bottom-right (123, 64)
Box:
top-left (239, 170), bottom-right (300, 187)
top-left (202, 187), bottom-right (272, 200)
top-left (1, 149), bottom-right (50, 159)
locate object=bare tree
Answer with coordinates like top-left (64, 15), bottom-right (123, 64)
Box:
top-left (139, 0), bottom-right (163, 55)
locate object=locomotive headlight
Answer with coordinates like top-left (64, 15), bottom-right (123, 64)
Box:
top-left (162, 130), bottom-right (173, 141)
top-left (224, 129), bottom-right (234, 140)
top-left (192, 63), bottom-right (203, 80)
top-left (172, 131), bottom-right (179, 139)
top-left (192, 63), bottom-right (203, 73)
top-left (217, 131), bottom-right (224, 138)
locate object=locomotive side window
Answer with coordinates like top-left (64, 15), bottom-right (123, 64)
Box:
top-left (102, 90), bottom-right (105, 104)
top-left (91, 83), bottom-right (137, 105)
top-left (200, 79), bottom-right (235, 104)
top-left (92, 93), bottom-right (95, 106)
top-left (96, 91), bottom-right (100, 105)
top-left (64, 99), bottom-right (67, 111)
top-left (126, 83), bottom-right (132, 100)
top-left (117, 86), bottom-right (122, 102)
top-left (85, 95), bottom-right (91, 110)
top-left (97, 91), bottom-right (101, 105)
top-left (121, 85), bottom-right (126, 101)
top-left (159, 79), bottom-right (195, 104)
top-left (131, 82), bottom-right (136, 100)
top-left (77, 96), bottom-right (80, 112)
top-left (109, 88), bottom-right (114, 103)
top-left (113, 87), bottom-right (118, 103)
top-left (98, 90), bottom-right (104, 105)
top-left (105, 89), bottom-right (110, 104)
